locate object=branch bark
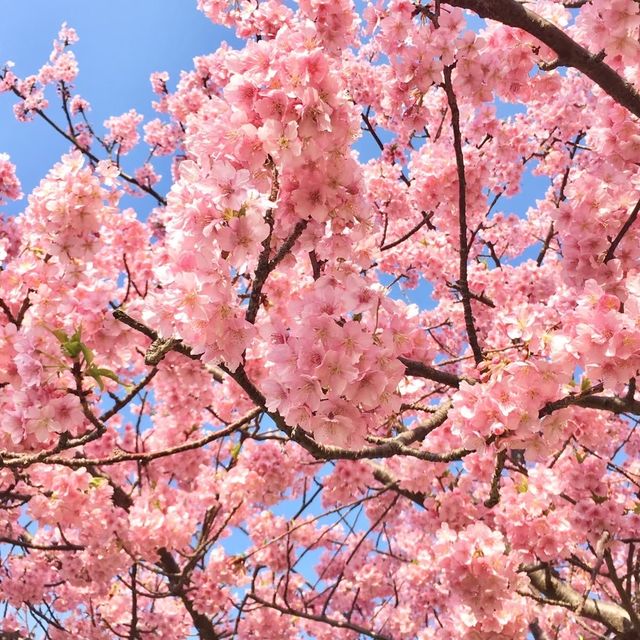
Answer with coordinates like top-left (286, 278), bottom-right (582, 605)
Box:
top-left (525, 564), bottom-right (633, 634)
top-left (442, 0), bottom-right (640, 118)
top-left (604, 197), bottom-right (640, 263)
top-left (399, 356), bottom-right (464, 388)
top-left (443, 65), bottom-right (484, 366)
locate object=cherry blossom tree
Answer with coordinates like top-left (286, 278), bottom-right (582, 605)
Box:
top-left (2, 1), bottom-right (640, 638)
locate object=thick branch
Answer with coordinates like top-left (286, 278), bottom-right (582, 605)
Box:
top-left (483, 449), bottom-right (507, 508)
top-left (604, 550), bottom-right (640, 632)
top-left (536, 222), bottom-right (555, 267)
top-left (525, 564), bottom-right (633, 634)
top-left (443, 0), bottom-right (640, 118)
top-left (528, 620), bottom-right (547, 640)
top-left (268, 219), bottom-right (309, 271)
top-left (114, 310), bottom-right (470, 464)
top-left (158, 549), bottom-right (222, 640)
top-left (399, 356), bottom-right (464, 388)
top-left (246, 165), bottom-right (279, 325)
top-left (0, 536), bottom-right (83, 552)
top-left (112, 309), bottom-right (199, 361)
top-left (540, 383), bottom-right (640, 418)
top-left (369, 463), bottom-right (427, 506)
top-left (393, 401), bottom-right (452, 446)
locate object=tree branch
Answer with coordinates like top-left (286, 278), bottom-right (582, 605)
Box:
top-left (443, 65), bottom-right (484, 365)
top-left (604, 197), bottom-right (640, 263)
top-left (3, 80), bottom-right (168, 205)
top-left (483, 449), bottom-right (507, 508)
top-left (158, 549), bottom-right (222, 640)
top-left (37, 408), bottom-right (261, 468)
top-left (381, 211), bottom-right (434, 251)
top-left (442, 0), bottom-right (640, 118)
top-left (248, 591), bottom-right (393, 640)
top-left (524, 564), bottom-right (633, 634)
top-left (399, 356), bottom-right (464, 388)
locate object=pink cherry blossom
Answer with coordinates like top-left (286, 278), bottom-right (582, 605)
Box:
top-left (1, 3), bottom-right (640, 639)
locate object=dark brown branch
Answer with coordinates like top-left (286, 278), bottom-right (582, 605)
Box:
top-left (245, 165), bottom-right (282, 325)
top-left (0, 292), bottom-right (31, 328)
top-left (540, 384), bottom-right (640, 418)
top-left (370, 463), bottom-right (427, 506)
top-left (604, 550), bottom-right (640, 632)
top-left (114, 308), bottom-right (471, 464)
top-left (443, 65), bottom-right (484, 365)
top-left (244, 217), bottom-right (308, 325)
top-left (5, 84), bottom-right (167, 205)
top-left (536, 223), bottom-right (555, 266)
top-left (99, 368), bottom-right (158, 422)
top-left (399, 356), bottom-right (464, 388)
top-left (38, 408), bottom-right (261, 468)
top-left (483, 449), bottom-right (507, 508)
top-left (158, 549), bottom-right (222, 640)
top-left (381, 211), bottom-right (433, 251)
top-left (528, 620), bottom-right (547, 640)
top-left (604, 198), bottom-right (640, 263)
top-left (537, 131), bottom-right (585, 266)
top-left (539, 382), bottom-right (605, 417)
top-left (128, 563), bottom-right (140, 640)
top-left (398, 401), bottom-right (452, 444)
top-left (450, 282), bottom-right (496, 308)
top-left (112, 309), bottom-right (198, 361)
top-left (0, 299), bottom-right (16, 324)
top-left (0, 536), bottom-right (83, 552)
top-left (309, 250), bottom-right (323, 280)
top-left (268, 219), bottom-right (308, 271)
top-left (361, 111), bottom-right (411, 186)
top-left (223, 361), bottom-right (470, 463)
top-left (442, 0), bottom-right (640, 118)
top-left (484, 240), bottom-right (502, 269)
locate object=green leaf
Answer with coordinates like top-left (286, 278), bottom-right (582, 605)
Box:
top-left (89, 476), bottom-right (107, 489)
top-left (92, 367), bottom-right (120, 383)
top-left (86, 366), bottom-right (121, 391)
top-left (56, 326), bottom-right (85, 359)
top-left (51, 328), bottom-right (70, 344)
top-left (62, 339), bottom-right (83, 359)
top-left (80, 343), bottom-right (94, 365)
top-left (87, 369), bottom-right (105, 391)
